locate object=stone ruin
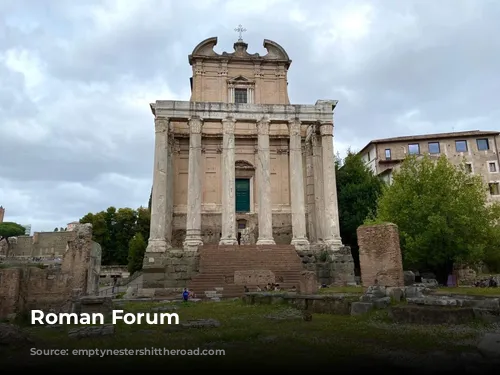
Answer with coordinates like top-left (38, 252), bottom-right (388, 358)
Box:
top-left (0, 223), bottom-right (102, 320)
top-left (357, 223), bottom-right (405, 289)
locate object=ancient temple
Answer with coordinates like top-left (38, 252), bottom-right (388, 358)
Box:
top-left (142, 30), bottom-right (354, 292)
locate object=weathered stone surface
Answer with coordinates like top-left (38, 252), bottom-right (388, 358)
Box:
top-left (299, 270), bottom-right (318, 294)
top-left (288, 119), bottom-right (308, 247)
top-left (68, 324), bottom-right (114, 339)
top-left (234, 270), bottom-right (275, 285)
top-left (357, 223), bottom-right (405, 288)
top-left (404, 271), bottom-right (415, 286)
top-left (219, 117), bottom-right (238, 246)
top-left (477, 333), bottom-right (500, 359)
top-left (374, 297), bottom-right (391, 309)
top-left (184, 118), bottom-right (204, 248)
top-left (256, 118), bottom-right (275, 245)
top-left (151, 305), bottom-right (178, 312)
top-left (350, 302), bottom-right (373, 315)
top-left (387, 287), bottom-right (404, 302)
top-left (0, 323), bottom-right (32, 346)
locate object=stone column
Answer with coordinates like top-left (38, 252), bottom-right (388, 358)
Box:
top-left (305, 140), bottom-right (316, 243)
top-left (256, 117), bottom-right (275, 245)
top-left (146, 116), bottom-right (171, 253)
top-left (312, 133), bottom-right (325, 243)
top-left (219, 117), bottom-right (238, 245)
top-left (320, 122), bottom-right (342, 247)
top-left (288, 119), bottom-right (309, 247)
top-left (183, 117), bottom-right (204, 249)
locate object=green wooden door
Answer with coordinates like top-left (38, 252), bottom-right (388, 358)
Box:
top-left (235, 179), bottom-right (250, 212)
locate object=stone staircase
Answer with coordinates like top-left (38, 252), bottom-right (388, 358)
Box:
top-left (188, 244), bottom-right (304, 299)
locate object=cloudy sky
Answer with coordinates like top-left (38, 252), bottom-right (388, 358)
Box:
top-left (1, 0), bottom-right (499, 233)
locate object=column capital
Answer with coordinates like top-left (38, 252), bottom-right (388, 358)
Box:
top-left (319, 122), bottom-right (334, 136)
top-left (188, 116), bottom-right (203, 134)
top-left (288, 118), bottom-right (301, 137)
top-left (257, 117), bottom-right (271, 135)
top-left (154, 117), bottom-right (169, 133)
top-left (222, 117), bottom-right (236, 134)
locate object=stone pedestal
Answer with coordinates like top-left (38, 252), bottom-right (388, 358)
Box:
top-left (299, 270), bottom-right (318, 294)
top-left (256, 117), bottom-right (275, 245)
top-left (320, 122), bottom-right (342, 247)
top-left (288, 119), bottom-right (309, 247)
top-left (219, 117), bottom-right (238, 245)
top-left (183, 117), bottom-right (204, 249)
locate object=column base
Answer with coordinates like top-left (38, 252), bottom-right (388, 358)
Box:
top-left (145, 238), bottom-right (171, 253)
top-left (183, 237), bottom-right (203, 250)
top-left (324, 238), bottom-right (343, 250)
top-left (291, 237), bottom-right (310, 247)
top-left (219, 238), bottom-right (238, 246)
top-left (256, 238), bottom-right (276, 245)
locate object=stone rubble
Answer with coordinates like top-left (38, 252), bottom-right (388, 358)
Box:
top-left (0, 323), bottom-right (32, 346)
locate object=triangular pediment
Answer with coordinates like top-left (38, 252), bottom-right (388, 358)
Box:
top-left (233, 75), bottom-right (249, 82)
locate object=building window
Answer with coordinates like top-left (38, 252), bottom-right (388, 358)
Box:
top-left (428, 142), bottom-right (440, 154)
top-left (489, 162), bottom-right (498, 173)
top-left (464, 163), bottom-right (473, 174)
top-left (234, 88), bottom-right (248, 104)
top-left (408, 143), bottom-right (420, 155)
top-left (477, 138), bottom-right (489, 151)
top-left (489, 182), bottom-right (500, 196)
top-left (385, 149), bottom-right (391, 160)
top-left (455, 140), bottom-right (467, 152)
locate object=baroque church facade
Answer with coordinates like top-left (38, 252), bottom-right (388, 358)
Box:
top-left (142, 33), bottom-right (354, 289)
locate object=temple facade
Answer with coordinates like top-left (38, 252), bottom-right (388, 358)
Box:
top-left (142, 34), bottom-right (353, 289)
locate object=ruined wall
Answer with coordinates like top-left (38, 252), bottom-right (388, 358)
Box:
top-left (357, 223), bottom-right (405, 288)
top-left (0, 224), bottom-right (101, 318)
top-left (1, 231), bottom-right (76, 258)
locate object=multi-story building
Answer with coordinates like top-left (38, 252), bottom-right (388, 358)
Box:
top-left (358, 130), bottom-right (500, 201)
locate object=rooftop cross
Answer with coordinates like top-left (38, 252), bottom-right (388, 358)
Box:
top-left (234, 24), bottom-right (247, 42)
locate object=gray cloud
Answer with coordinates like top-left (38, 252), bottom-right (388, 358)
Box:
top-left (1, 0), bottom-right (499, 231)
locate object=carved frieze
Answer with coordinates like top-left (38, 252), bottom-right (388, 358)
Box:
top-left (154, 117), bottom-right (169, 133)
top-left (188, 117), bottom-right (203, 134)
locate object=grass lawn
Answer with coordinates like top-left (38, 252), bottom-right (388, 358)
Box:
top-left (2, 299), bottom-right (490, 370)
top-left (434, 287), bottom-right (500, 296)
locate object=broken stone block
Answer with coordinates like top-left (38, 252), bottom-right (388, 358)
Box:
top-left (374, 297), bottom-right (391, 309)
top-left (350, 302), bottom-right (373, 316)
top-left (404, 271), bottom-right (415, 286)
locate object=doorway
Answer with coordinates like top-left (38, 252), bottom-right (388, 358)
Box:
top-left (235, 178), bottom-right (250, 213)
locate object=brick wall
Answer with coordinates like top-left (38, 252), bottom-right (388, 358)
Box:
top-left (0, 268), bottom-right (22, 317)
top-left (357, 223), bottom-right (404, 288)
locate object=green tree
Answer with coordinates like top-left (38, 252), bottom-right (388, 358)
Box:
top-left (127, 232), bottom-right (147, 274)
top-left (0, 222), bottom-right (26, 257)
top-left (80, 206), bottom-right (151, 266)
top-left (336, 150), bottom-right (383, 269)
top-left (136, 206), bottom-right (151, 241)
top-left (369, 154), bottom-right (499, 283)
